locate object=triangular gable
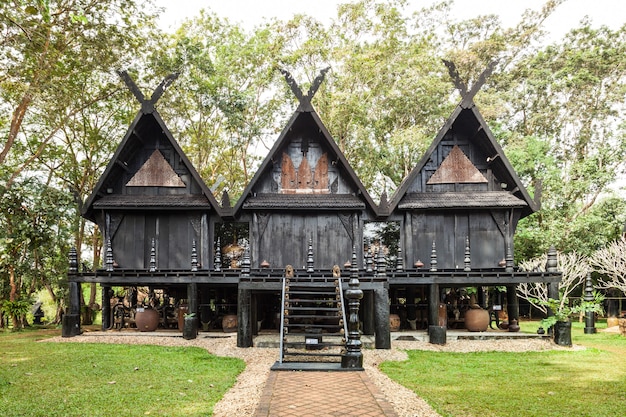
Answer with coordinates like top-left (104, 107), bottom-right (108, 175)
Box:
top-left (126, 150), bottom-right (186, 187)
top-left (388, 104), bottom-right (538, 218)
top-left (427, 145), bottom-right (488, 184)
top-left (83, 72), bottom-right (222, 221)
top-left (232, 69), bottom-right (378, 215)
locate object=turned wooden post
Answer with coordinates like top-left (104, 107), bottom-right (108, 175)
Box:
top-left (62, 248), bottom-right (81, 337)
top-left (149, 238), bottom-right (156, 272)
top-left (545, 245), bottom-right (559, 330)
top-left (191, 240), bottom-right (198, 272)
top-left (342, 248), bottom-right (364, 369)
top-left (584, 273), bottom-right (597, 334)
top-left (214, 237), bottom-right (222, 271)
top-left (105, 239), bottom-right (114, 271)
top-left (428, 241), bottom-right (446, 344)
top-left (306, 238), bottom-right (314, 273)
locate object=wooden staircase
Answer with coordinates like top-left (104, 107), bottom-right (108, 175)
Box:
top-left (273, 269), bottom-right (349, 370)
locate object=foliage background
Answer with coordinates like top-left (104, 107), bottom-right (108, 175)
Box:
top-left (1, 0), bottom-right (625, 326)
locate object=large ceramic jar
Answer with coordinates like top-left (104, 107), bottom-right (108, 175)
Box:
top-left (389, 314), bottom-right (401, 332)
top-left (222, 314), bottom-right (238, 333)
top-left (135, 308), bottom-right (159, 332)
top-left (464, 308), bottom-right (489, 332)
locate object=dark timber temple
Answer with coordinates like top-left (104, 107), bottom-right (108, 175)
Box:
top-left (63, 65), bottom-right (561, 351)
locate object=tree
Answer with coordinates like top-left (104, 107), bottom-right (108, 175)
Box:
top-left (502, 20), bottom-right (626, 258)
top-left (517, 251), bottom-right (590, 317)
top-left (0, 177), bottom-right (73, 328)
top-left (316, 0), bottom-right (453, 195)
top-left (590, 236), bottom-right (626, 295)
top-left (148, 10), bottom-right (289, 200)
top-left (0, 0), bottom-right (158, 183)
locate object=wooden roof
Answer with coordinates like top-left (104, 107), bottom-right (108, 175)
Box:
top-left (232, 69), bottom-right (378, 216)
top-left (83, 73), bottom-right (222, 221)
top-left (387, 94), bottom-right (538, 218)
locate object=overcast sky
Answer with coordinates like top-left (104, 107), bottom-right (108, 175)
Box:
top-left (155, 0), bottom-right (625, 42)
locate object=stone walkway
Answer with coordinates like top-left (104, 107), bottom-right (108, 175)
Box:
top-left (253, 370), bottom-right (398, 417)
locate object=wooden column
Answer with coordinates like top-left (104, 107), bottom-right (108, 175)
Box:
top-left (362, 290), bottom-right (375, 335)
top-left (62, 248), bottom-right (81, 337)
top-left (428, 242), bottom-right (445, 344)
top-left (505, 285), bottom-right (519, 329)
top-left (101, 286), bottom-right (111, 331)
top-left (406, 286), bottom-right (417, 329)
top-left (183, 283), bottom-right (198, 339)
top-left (237, 288), bottom-right (252, 347)
top-left (373, 286), bottom-right (391, 349)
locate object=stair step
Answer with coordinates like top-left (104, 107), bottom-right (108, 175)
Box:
top-left (286, 323), bottom-right (343, 329)
top-left (285, 341), bottom-right (345, 348)
top-left (287, 289), bottom-right (337, 294)
top-left (283, 331), bottom-right (344, 337)
top-left (286, 298), bottom-right (339, 303)
top-left (285, 303), bottom-right (340, 308)
top-left (283, 351), bottom-right (343, 358)
top-left (286, 306), bottom-right (341, 312)
top-left (284, 314), bottom-right (341, 319)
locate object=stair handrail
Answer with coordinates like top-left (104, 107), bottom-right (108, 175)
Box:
top-left (279, 275), bottom-right (287, 363)
top-left (336, 276), bottom-right (349, 338)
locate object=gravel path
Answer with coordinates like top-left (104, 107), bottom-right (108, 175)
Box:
top-left (48, 333), bottom-right (567, 417)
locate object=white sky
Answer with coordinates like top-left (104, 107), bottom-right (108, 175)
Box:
top-left (155, 0), bottom-right (625, 41)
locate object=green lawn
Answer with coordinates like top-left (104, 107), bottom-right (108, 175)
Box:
top-left (380, 320), bottom-right (626, 417)
top-left (0, 328), bottom-right (245, 417)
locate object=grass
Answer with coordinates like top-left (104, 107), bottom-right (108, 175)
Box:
top-left (0, 328), bottom-right (245, 417)
top-left (380, 320), bottom-right (626, 417)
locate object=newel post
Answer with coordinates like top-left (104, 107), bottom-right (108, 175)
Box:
top-left (62, 248), bottom-right (81, 337)
top-left (584, 273), bottom-right (597, 334)
top-left (342, 248), bottom-right (364, 369)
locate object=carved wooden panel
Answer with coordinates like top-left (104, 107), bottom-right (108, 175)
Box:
top-left (313, 153), bottom-right (329, 191)
top-left (126, 150), bottom-right (185, 187)
top-left (427, 145), bottom-right (487, 184)
top-left (281, 152), bottom-right (330, 194)
top-left (298, 155), bottom-right (312, 189)
top-left (281, 152), bottom-right (297, 192)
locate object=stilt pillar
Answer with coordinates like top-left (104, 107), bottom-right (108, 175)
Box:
top-left (237, 288), bottom-right (252, 347)
top-left (428, 283), bottom-right (446, 344)
top-left (101, 286), bottom-right (112, 330)
top-left (183, 283), bottom-right (198, 339)
top-left (373, 286), bottom-right (391, 349)
top-left (362, 290), bottom-right (375, 335)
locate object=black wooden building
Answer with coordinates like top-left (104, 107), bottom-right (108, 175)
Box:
top-left (64, 69), bottom-right (560, 348)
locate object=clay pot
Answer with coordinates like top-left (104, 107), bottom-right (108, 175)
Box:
top-left (177, 305), bottom-right (188, 330)
top-left (508, 318), bottom-right (520, 332)
top-left (135, 308), bottom-right (159, 332)
top-left (607, 317), bottom-right (619, 328)
top-left (389, 314), bottom-right (401, 331)
top-left (222, 314), bottom-right (238, 333)
top-left (464, 308), bottom-right (489, 332)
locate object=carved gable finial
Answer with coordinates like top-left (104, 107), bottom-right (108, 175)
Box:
top-left (442, 60), bottom-right (498, 109)
top-left (279, 67), bottom-right (331, 112)
top-left (117, 70), bottom-right (179, 114)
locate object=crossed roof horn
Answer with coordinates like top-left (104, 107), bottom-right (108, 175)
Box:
top-left (117, 70), bottom-right (179, 114)
top-left (442, 59), bottom-right (498, 109)
top-left (280, 67), bottom-right (331, 112)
